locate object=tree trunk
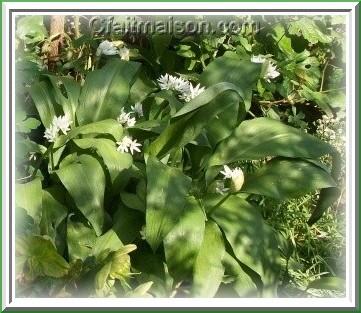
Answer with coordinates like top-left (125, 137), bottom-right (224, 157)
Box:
top-left (48, 15), bottom-right (65, 71)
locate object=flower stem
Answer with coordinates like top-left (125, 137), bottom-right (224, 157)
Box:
top-left (207, 193), bottom-right (231, 216)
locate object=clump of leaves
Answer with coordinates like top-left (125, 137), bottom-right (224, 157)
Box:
top-left (14, 14), bottom-right (346, 298)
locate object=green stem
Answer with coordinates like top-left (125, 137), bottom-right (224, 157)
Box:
top-left (50, 145), bottom-right (55, 171)
top-left (17, 145), bottom-right (53, 183)
top-left (207, 193), bottom-right (231, 215)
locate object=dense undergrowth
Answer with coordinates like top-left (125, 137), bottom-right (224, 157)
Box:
top-left (15, 15), bottom-right (346, 298)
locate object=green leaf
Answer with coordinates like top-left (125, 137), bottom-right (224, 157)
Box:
top-left (308, 187), bottom-right (341, 225)
top-left (16, 16), bottom-right (47, 44)
top-left (307, 277), bottom-right (345, 292)
top-left (210, 195), bottom-right (281, 295)
top-left (222, 253), bottom-right (258, 297)
top-left (73, 138), bottom-right (132, 182)
top-left (15, 108), bottom-right (41, 133)
top-left (16, 177), bottom-right (42, 223)
top-left (92, 229), bottom-right (123, 260)
top-left (77, 60), bottom-right (141, 125)
top-left (113, 205), bottom-right (144, 244)
top-left (120, 192), bottom-right (145, 212)
top-left (56, 154), bottom-right (105, 236)
top-left (46, 75), bottom-right (81, 122)
top-left (67, 217), bottom-right (97, 262)
top-left (95, 262), bottom-right (113, 296)
top-left (200, 55), bottom-right (262, 111)
top-left (208, 117), bottom-right (335, 168)
top-left (192, 220), bottom-right (225, 297)
top-left (163, 197), bottom-right (206, 280)
top-left (148, 84), bottom-right (241, 157)
top-left (173, 82), bottom-right (244, 118)
top-left (145, 156), bottom-right (192, 251)
top-left (242, 158), bottom-right (337, 200)
top-left (16, 235), bottom-right (69, 279)
top-left (289, 17), bottom-right (332, 44)
top-left (126, 282), bottom-right (154, 298)
top-left (40, 187), bottom-right (68, 240)
top-left (54, 119), bottom-right (123, 149)
top-left (29, 81), bottom-right (57, 128)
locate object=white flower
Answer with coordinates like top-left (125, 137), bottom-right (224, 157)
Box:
top-left (251, 54), bottom-right (267, 63)
top-left (116, 136), bottom-right (141, 155)
top-left (119, 47), bottom-right (130, 61)
top-left (179, 83), bottom-right (205, 102)
top-left (96, 40), bottom-right (118, 56)
top-left (220, 165), bottom-right (235, 179)
top-left (117, 108), bottom-right (131, 124)
top-left (126, 117), bottom-right (136, 127)
top-left (264, 61), bottom-right (280, 82)
top-left (131, 102), bottom-right (143, 117)
top-left (128, 139), bottom-right (142, 154)
top-left (44, 124), bottom-right (59, 143)
top-left (157, 74), bottom-right (205, 102)
top-left (220, 165), bottom-right (244, 192)
top-left (117, 108), bottom-right (136, 128)
top-left (44, 114), bottom-right (72, 143)
top-left (157, 74), bottom-right (189, 93)
top-left (53, 115), bottom-right (72, 135)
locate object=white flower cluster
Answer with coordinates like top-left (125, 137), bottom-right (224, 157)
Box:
top-left (116, 136), bottom-right (142, 155)
top-left (220, 165), bottom-right (245, 192)
top-left (157, 74), bottom-right (205, 102)
top-left (251, 55), bottom-right (280, 83)
top-left (44, 115), bottom-right (72, 143)
top-left (314, 115), bottom-right (345, 152)
top-left (96, 41), bottom-right (130, 60)
top-left (117, 103), bottom-right (143, 128)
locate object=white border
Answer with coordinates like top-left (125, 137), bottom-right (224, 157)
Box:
top-left (2, 2), bottom-right (358, 310)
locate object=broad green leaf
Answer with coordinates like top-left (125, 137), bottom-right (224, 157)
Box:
top-left (16, 235), bottom-right (69, 279)
top-left (77, 60), bottom-right (141, 125)
top-left (54, 119), bottom-right (123, 149)
top-left (145, 156), bottom-right (192, 251)
top-left (307, 277), bottom-right (345, 292)
top-left (113, 205), bottom-right (144, 244)
top-left (56, 154), bottom-right (105, 235)
top-left (300, 86), bottom-right (345, 116)
top-left (120, 192), bottom-right (145, 212)
top-left (29, 81), bottom-right (57, 127)
top-left (163, 197), bottom-right (206, 280)
top-left (46, 75), bottom-right (81, 122)
top-left (16, 177), bottom-right (42, 223)
top-left (92, 229), bottom-right (123, 260)
top-left (200, 56), bottom-right (262, 111)
top-left (308, 187), bottom-right (340, 225)
top-left (67, 217), bottom-right (97, 262)
top-left (126, 282), bottom-right (154, 298)
top-left (288, 17), bottom-right (332, 44)
top-left (222, 253), bottom-right (258, 297)
top-left (16, 16), bottom-right (47, 44)
top-left (95, 262), bottom-right (113, 297)
top-left (15, 108), bottom-right (41, 133)
top-left (242, 158), bottom-right (337, 200)
top-left (210, 195), bottom-right (281, 295)
top-left (40, 187), bottom-right (68, 240)
top-left (208, 117), bottom-right (335, 168)
top-left (73, 138), bottom-right (132, 182)
top-left (173, 82), bottom-right (243, 118)
top-left (192, 221), bottom-right (225, 297)
top-left (148, 85), bottom-right (241, 157)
